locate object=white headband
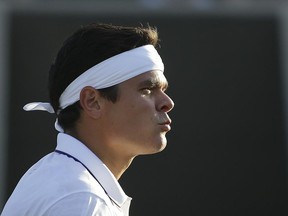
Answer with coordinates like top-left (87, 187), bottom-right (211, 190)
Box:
top-left (23, 45), bottom-right (164, 132)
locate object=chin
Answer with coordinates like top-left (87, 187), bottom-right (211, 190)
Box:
top-left (139, 135), bottom-right (168, 155)
top-left (141, 141), bottom-right (167, 155)
top-left (154, 138), bottom-right (167, 153)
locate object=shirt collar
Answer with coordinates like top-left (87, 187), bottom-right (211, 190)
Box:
top-left (55, 132), bottom-right (131, 207)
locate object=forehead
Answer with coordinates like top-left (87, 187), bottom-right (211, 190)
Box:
top-left (124, 70), bottom-right (168, 87)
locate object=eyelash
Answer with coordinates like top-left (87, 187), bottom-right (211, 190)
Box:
top-left (141, 87), bottom-right (167, 95)
top-left (141, 88), bottom-right (153, 95)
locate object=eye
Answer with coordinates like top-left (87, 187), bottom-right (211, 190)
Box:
top-left (140, 88), bottom-right (153, 95)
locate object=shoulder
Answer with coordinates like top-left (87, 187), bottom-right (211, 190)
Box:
top-left (33, 152), bottom-right (109, 198)
top-left (3, 152), bottom-right (113, 215)
top-left (42, 192), bottom-right (114, 216)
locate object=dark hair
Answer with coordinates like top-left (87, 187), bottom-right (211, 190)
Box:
top-left (48, 22), bottom-right (160, 131)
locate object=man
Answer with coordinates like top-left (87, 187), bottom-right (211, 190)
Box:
top-left (1, 22), bottom-right (174, 215)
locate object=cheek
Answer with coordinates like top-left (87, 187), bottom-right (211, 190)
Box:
top-left (114, 93), bottom-right (155, 125)
top-left (122, 95), bottom-right (146, 112)
top-left (118, 101), bottom-right (152, 127)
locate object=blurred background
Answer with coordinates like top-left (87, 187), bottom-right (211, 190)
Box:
top-left (0, 0), bottom-right (288, 215)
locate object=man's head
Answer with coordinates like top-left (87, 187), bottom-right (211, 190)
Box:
top-left (22, 22), bottom-right (174, 159)
top-left (48, 23), bottom-right (160, 131)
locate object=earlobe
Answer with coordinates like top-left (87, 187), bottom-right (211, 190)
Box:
top-left (79, 86), bottom-right (102, 118)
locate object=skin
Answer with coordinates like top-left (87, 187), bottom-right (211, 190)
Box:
top-left (69, 70), bottom-right (174, 180)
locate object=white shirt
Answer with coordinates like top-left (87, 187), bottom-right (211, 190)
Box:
top-left (1, 133), bottom-right (132, 216)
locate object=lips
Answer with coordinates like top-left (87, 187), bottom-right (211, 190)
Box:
top-left (158, 118), bottom-right (172, 132)
top-left (159, 124), bottom-right (171, 132)
top-left (159, 119), bottom-right (171, 125)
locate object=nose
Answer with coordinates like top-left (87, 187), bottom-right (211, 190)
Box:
top-left (158, 92), bottom-right (174, 113)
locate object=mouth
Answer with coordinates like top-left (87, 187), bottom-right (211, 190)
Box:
top-left (158, 119), bottom-right (172, 132)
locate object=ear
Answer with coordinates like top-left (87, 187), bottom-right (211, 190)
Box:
top-left (79, 86), bottom-right (102, 119)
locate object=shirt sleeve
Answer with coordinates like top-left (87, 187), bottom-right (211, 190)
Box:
top-left (43, 192), bottom-right (114, 216)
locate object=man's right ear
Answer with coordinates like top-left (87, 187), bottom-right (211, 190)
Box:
top-left (79, 86), bottom-right (102, 119)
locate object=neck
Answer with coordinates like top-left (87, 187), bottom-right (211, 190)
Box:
top-left (66, 130), bottom-right (134, 180)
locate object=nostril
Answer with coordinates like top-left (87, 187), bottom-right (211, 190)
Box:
top-left (161, 99), bottom-right (174, 113)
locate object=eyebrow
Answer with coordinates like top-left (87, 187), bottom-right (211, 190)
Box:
top-left (139, 77), bottom-right (169, 90)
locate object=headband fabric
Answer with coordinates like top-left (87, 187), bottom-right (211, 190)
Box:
top-left (23, 45), bottom-right (164, 132)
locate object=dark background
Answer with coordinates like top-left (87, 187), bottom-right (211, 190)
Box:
top-left (3, 8), bottom-right (288, 216)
